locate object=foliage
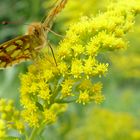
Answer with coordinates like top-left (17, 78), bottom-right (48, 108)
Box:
top-left (65, 107), bottom-right (140, 140)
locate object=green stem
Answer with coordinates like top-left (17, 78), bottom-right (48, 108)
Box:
top-left (48, 83), bottom-right (60, 108)
top-left (27, 122), bottom-right (46, 140)
top-left (28, 127), bottom-right (38, 140)
top-left (55, 98), bottom-right (77, 103)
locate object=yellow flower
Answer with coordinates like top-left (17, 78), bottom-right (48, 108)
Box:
top-left (71, 59), bottom-right (83, 78)
top-left (43, 109), bottom-right (56, 124)
top-left (97, 31), bottom-right (126, 50)
top-left (22, 110), bottom-right (39, 127)
top-left (57, 61), bottom-right (68, 75)
top-left (71, 44), bottom-right (84, 57)
top-left (0, 99), bottom-right (6, 112)
top-left (57, 43), bottom-right (71, 59)
top-left (132, 130), bottom-right (140, 139)
top-left (51, 103), bottom-right (67, 114)
top-left (38, 81), bottom-right (49, 91)
top-left (61, 79), bottom-right (74, 98)
top-left (114, 28), bottom-right (124, 37)
top-left (20, 96), bottom-right (37, 112)
top-left (15, 121), bottom-right (24, 133)
top-left (28, 82), bottom-right (38, 94)
top-left (66, 31), bottom-right (80, 44)
top-left (1, 113), bottom-right (7, 120)
top-left (42, 69), bottom-right (54, 80)
top-left (93, 94), bottom-right (105, 104)
top-left (20, 74), bottom-right (35, 95)
top-left (0, 120), bottom-right (5, 130)
top-left (86, 41), bottom-right (99, 56)
top-left (92, 82), bottom-right (103, 94)
top-left (0, 99), bottom-right (25, 135)
top-left (83, 56), bottom-right (96, 78)
top-left (14, 110), bottom-right (20, 119)
top-left (38, 89), bottom-right (51, 101)
top-left (79, 79), bottom-right (92, 90)
top-left (76, 90), bottom-right (90, 105)
top-left (20, 85), bottom-right (29, 95)
top-left (5, 105), bottom-right (13, 112)
top-left (35, 82), bottom-right (51, 101)
top-left (114, 38), bottom-right (127, 49)
top-left (0, 130), bottom-right (6, 139)
top-left (93, 63), bottom-right (109, 77)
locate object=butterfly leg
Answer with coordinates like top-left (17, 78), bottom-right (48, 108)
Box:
top-left (47, 41), bottom-right (57, 66)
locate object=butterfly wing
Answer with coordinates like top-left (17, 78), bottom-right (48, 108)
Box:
top-left (0, 35), bottom-right (33, 68)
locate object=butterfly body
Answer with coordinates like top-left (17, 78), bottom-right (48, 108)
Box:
top-left (28, 23), bottom-right (46, 51)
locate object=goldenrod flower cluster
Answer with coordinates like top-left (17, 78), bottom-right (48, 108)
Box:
top-left (0, 99), bottom-right (24, 139)
top-left (65, 107), bottom-right (140, 140)
top-left (0, 119), bottom-right (6, 139)
top-left (20, 59), bottom-right (67, 128)
top-left (19, 0), bottom-right (140, 128)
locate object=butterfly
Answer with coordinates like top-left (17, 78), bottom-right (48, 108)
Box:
top-left (0, 0), bottom-right (68, 68)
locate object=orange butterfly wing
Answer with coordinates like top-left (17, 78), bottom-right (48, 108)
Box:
top-left (0, 35), bottom-right (33, 68)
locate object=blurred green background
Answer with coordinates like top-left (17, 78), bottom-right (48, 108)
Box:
top-left (0, 0), bottom-right (140, 139)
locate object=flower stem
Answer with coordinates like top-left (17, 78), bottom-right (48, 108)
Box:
top-left (28, 127), bottom-right (38, 140)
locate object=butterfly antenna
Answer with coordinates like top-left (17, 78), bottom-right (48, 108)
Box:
top-left (45, 27), bottom-right (64, 38)
top-left (0, 21), bottom-right (30, 26)
top-left (48, 42), bottom-right (57, 66)
top-left (1, 21), bottom-right (9, 25)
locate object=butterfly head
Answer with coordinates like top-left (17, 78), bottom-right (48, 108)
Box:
top-left (27, 22), bottom-right (46, 48)
top-left (28, 22), bottom-right (45, 36)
